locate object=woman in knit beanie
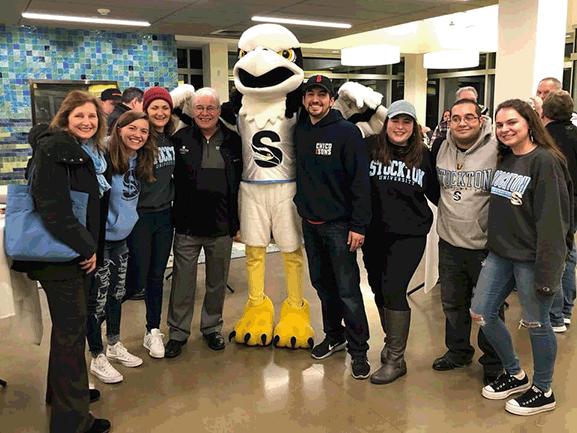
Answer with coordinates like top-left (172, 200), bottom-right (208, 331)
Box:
top-left (125, 86), bottom-right (176, 359)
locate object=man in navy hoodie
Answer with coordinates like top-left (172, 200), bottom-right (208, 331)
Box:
top-left (294, 75), bottom-right (372, 380)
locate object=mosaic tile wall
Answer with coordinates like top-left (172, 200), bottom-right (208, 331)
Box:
top-left (0, 25), bottom-right (178, 185)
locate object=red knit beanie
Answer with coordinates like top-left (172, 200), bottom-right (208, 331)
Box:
top-left (142, 87), bottom-right (173, 113)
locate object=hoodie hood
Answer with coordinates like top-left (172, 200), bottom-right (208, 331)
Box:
top-left (27, 123), bottom-right (50, 149)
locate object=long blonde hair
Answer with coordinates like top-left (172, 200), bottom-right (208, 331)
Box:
top-left (49, 90), bottom-right (107, 151)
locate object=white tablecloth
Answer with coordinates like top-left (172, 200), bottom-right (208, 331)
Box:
top-left (0, 215), bottom-right (44, 344)
top-left (424, 204), bottom-right (440, 293)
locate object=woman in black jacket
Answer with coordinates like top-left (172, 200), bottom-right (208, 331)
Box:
top-left (13, 90), bottom-right (111, 433)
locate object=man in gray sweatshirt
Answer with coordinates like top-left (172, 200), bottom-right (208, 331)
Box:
top-left (432, 98), bottom-right (503, 385)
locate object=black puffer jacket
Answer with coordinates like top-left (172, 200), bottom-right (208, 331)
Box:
top-left (12, 127), bottom-right (106, 281)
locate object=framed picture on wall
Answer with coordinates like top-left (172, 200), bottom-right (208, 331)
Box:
top-left (29, 79), bottom-right (120, 125)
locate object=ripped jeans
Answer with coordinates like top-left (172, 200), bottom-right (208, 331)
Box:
top-left (86, 239), bottom-right (129, 356)
top-left (470, 252), bottom-right (557, 392)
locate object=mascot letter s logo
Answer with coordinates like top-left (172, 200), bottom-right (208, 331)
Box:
top-left (252, 130), bottom-right (283, 168)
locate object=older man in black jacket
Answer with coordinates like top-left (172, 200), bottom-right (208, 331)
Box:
top-left (164, 87), bottom-right (242, 358)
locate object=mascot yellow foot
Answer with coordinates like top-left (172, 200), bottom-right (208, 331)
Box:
top-left (229, 245), bottom-right (274, 346)
top-left (229, 296), bottom-right (274, 346)
top-left (273, 299), bottom-right (314, 349)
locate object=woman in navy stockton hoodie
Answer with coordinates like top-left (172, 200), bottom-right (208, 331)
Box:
top-left (362, 100), bottom-right (439, 385)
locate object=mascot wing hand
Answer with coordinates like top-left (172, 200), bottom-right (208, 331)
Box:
top-left (170, 84), bottom-right (196, 133)
top-left (333, 82), bottom-right (387, 138)
top-left (334, 81), bottom-right (382, 115)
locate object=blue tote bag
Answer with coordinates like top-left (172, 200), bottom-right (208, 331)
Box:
top-left (4, 169), bottom-right (89, 262)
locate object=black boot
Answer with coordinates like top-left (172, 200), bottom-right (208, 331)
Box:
top-left (370, 309), bottom-right (410, 385)
top-left (377, 306), bottom-right (388, 364)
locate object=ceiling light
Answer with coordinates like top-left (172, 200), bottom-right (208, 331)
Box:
top-left (423, 50), bottom-right (479, 69)
top-left (252, 16), bottom-right (351, 29)
top-left (341, 44), bottom-right (400, 66)
top-left (22, 12), bottom-right (150, 27)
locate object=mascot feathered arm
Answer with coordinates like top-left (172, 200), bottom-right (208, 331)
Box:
top-left (333, 81), bottom-right (387, 138)
top-left (170, 84), bottom-right (196, 133)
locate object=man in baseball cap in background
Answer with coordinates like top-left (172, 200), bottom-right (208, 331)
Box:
top-left (99, 88), bottom-right (122, 116)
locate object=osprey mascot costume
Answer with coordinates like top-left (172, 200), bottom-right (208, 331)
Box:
top-left (171, 24), bottom-right (386, 350)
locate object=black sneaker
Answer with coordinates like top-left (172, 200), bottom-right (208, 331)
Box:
top-left (310, 337), bottom-right (347, 360)
top-left (482, 372), bottom-right (531, 400)
top-left (351, 354), bottom-right (371, 380)
top-left (505, 385), bottom-right (556, 416)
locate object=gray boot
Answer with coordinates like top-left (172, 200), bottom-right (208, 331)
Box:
top-left (370, 309), bottom-right (410, 385)
top-left (377, 306), bottom-right (388, 364)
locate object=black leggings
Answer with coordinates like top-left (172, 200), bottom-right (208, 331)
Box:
top-left (362, 231), bottom-right (426, 311)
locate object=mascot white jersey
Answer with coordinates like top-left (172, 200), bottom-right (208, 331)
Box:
top-left (229, 24), bottom-right (311, 349)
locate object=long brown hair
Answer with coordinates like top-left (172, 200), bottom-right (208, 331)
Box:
top-left (108, 111), bottom-right (158, 182)
top-left (495, 99), bottom-right (566, 165)
top-left (49, 90), bottom-right (107, 151)
top-left (370, 117), bottom-right (424, 169)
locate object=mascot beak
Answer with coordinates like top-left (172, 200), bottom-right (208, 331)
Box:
top-left (234, 48), bottom-right (303, 97)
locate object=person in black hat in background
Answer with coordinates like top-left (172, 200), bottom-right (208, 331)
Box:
top-left (294, 75), bottom-right (372, 380)
top-left (107, 87), bottom-right (144, 135)
top-left (99, 88), bottom-right (122, 116)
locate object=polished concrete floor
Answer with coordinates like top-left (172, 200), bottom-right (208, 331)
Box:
top-left (2, 251), bottom-right (577, 432)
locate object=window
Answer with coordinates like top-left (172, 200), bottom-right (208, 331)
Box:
top-left (177, 48), bottom-right (203, 88)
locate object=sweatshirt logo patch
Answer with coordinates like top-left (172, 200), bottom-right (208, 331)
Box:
top-left (490, 170), bottom-right (531, 202)
top-left (315, 142), bottom-right (332, 156)
top-left (123, 169), bottom-right (140, 201)
top-left (452, 190), bottom-right (462, 202)
top-left (369, 160), bottom-right (425, 187)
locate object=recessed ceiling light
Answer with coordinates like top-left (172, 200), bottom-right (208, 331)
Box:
top-left (342, 45), bottom-right (400, 66)
top-left (22, 12), bottom-right (150, 27)
top-left (252, 16), bottom-right (351, 29)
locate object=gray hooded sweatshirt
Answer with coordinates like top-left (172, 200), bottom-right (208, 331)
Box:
top-left (435, 119), bottom-right (498, 250)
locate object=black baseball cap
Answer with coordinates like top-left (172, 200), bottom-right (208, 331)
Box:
top-left (303, 75), bottom-right (334, 97)
top-left (101, 88), bottom-right (122, 102)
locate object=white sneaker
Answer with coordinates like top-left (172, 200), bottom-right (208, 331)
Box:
top-left (564, 317), bottom-right (571, 325)
top-left (90, 354), bottom-right (123, 384)
top-left (552, 324), bottom-right (567, 333)
top-left (106, 342), bottom-right (143, 367)
top-left (143, 329), bottom-right (165, 358)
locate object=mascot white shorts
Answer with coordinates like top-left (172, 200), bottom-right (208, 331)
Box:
top-left (239, 181), bottom-right (302, 252)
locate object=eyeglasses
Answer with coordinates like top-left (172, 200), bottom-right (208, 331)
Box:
top-left (450, 115), bottom-right (479, 124)
top-left (193, 105), bottom-right (219, 113)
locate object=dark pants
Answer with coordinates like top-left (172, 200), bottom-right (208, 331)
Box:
top-left (87, 239), bottom-right (129, 355)
top-left (438, 238), bottom-right (503, 372)
top-left (362, 231), bottom-right (426, 311)
top-left (302, 220), bottom-right (369, 356)
top-left (126, 208), bottom-right (174, 331)
top-left (41, 276), bottom-right (94, 433)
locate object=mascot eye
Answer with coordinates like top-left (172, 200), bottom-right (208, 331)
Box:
top-left (278, 49), bottom-right (296, 62)
top-left (238, 49), bottom-right (247, 59)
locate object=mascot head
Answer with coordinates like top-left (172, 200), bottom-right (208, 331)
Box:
top-left (234, 24), bottom-right (304, 99)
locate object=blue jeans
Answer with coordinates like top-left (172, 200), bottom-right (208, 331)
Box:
top-left (550, 241), bottom-right (576, 325)
top-left (302, 220), bottom-right (369, 356)
top-left (86, 239), bottom-right (129, 356)
top-left (126, 208), bottom-right (174, 332)
top-left (471, 252), bottom-right (557, 391)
